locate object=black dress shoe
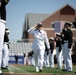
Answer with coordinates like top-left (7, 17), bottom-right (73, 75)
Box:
top-left (39, 69), bottom-right (42, 72)
top-left (1, 67), bottom-right (7, 69)
top-left (56, 68), bottom-right (58, 69)
top-left (6, 66), bottom-right (8, 68)
top-left (62, 69), bottom-right (67, 71)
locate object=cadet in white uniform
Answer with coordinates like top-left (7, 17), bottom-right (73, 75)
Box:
top-left (0, 0), bottom-right (10, 74)
top-left (62, 22), bottom-right (73, 72)
top-left (49, 37), bottom-right (55, 68)
top-left (44, 43), bottom-right (49, 68)
top-left (0, 19), bottom-right (5, 74)
top-left (28, 23), bottom-right (50, 72)
top-left (55, 33), bottom-right (62, 69)
top-left (2, 27), bottom-right (10, 69)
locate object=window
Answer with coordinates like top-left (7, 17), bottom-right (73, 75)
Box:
top-left (51, 22), bottom-right (54, 28)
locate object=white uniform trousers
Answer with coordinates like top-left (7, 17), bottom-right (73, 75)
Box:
top-left (62, 44), bottom-right (66, 70)
top-left (33, 49), bottom-right (45, 72)
top-left (0, 20), bottom-right (5, 73)
top-left (24, 57), bottom-right (26, 65)
top-left (44, 51), bottom-right (49, 67)
top-left (56, 47), bottom-right (63, 69)
top-left (0, 20), bottom-right (5, 67)
top-left (28, 56), bottom-right (32, 65)
top-left (49, 50), bottom-right (54, 68)
top-left (28, 55), bottom-right (35, 66)
top-left (2, 43), bottom-right (9, 67)
top-left (31, 55), bottom-right (35, 66)
top-left (63, 42), bottom-right (72, 71)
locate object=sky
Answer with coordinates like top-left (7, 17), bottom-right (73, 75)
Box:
top-left (6, 0), bottom-right (76, 41)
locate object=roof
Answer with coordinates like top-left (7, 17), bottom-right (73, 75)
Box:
top-left (25, 13), bottom-right (50, 28)
top-left (42, 4), bottom-right (76, 22)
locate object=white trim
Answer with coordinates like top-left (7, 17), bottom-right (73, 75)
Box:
top-left (0, 19), bottom-right (6, 24)
top-left (43, 28), bottom-right (54, 30)
top-left (71, 28), bottom-right (76, 30)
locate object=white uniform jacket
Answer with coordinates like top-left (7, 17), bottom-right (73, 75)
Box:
top-left (28, 27), bottom-right (50, 50)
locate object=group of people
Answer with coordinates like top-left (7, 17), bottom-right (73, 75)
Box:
top-left (28, 22), bottom-right (73, 72)
top-left (0, 0), bottom-right (10, 74)
top-left (0, 0), bottom-right (73, 74)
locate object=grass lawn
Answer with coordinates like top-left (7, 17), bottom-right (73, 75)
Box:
top-left (2, 64), bottom-right (76, 74)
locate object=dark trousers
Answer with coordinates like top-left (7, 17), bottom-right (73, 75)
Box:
top-left (0, 6), bottom-right (6, 20)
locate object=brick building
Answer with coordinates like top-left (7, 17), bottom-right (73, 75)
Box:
top-left (22, 4), bottom-right (76, 41)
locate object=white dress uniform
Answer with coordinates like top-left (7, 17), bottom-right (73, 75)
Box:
top-left (56, 47), bottom-right (62, 69)
top-left (2, 29), bottom-right (10, 68)
top-left (49, 50), bottom-right (54, 68)
top-left (49, 38), bottom-right (55, 68)
top-left (0, 0), bottom-right (9, 74)
top-left (44, 46), bottom-right (49, 68)
top-left (28, 27), bottom-right (50, 72)
top-left (61, 34), bottom-right (66, 70)
top-left (55, 33), bottom-right (63, 69)
top-left (0, 19), bottom-right (5, 73)
top-left (63, 29), bottom-right (73, 71)
top-left (62, 22), bottom-right (73, 72)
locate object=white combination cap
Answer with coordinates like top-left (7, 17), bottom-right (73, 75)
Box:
top-left (49, 37), bottom-right (54, 41)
